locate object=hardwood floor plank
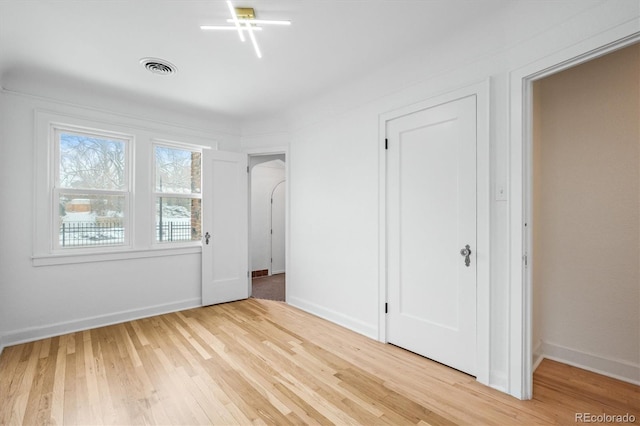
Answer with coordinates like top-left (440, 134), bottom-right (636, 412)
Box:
top-left (90, 326), bottom-right (131, 426)
top-left (336, 366), bottom-right (456, 426)
top-left (272, 380), bottom-right (331, 425)
top-left (129, 319), bottom-right (150, 347)
top-left (275, 370), bottom-right (360, 425)
top-left (34, 337), bottom-right (59, 425)
top-left (116, 324), bottom-right (142, 368)
top-left (9, 341), bottom-right (41, 425)
top-left (261, 339), bottom-right (388, 422)
top-left (62, 347), bottom-right (77, 426)
top-left (134, 343), bottom-right (184, 425)
top-left (0, 345), bottom-right (27, 425)
top-left (200, 333), bottom-right (293, 423)
top-left (38, 338), bottom-right (51, 360)
top-left (1, 298), bottom-right (638, 425)
top-left (215, 368), bottom-right (287, 425)
top-left (65, 333), bottom-right (76, 356)
top-left (50, 334), bottom-right (67, 426)
top-left (22, 353), bottom-right (51, 425)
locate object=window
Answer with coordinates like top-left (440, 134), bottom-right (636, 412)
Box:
top-left (53, 126), bottom-right (132, 249)
top-left (34, 111), bottom-right (208, 266)
top-left (153, 143), bottom-right (202, 243)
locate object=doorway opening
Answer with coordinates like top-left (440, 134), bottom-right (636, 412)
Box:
top-left (249, 153), bottom-right (286, 301)
top-left (527, 42), bottom-right (640, 392)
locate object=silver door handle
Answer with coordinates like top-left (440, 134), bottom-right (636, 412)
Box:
top-left (460, 244), bottom-right (471, 267)
top-left (204, 232), bottom-right (211, 245)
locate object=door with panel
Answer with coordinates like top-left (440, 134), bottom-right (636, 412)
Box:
top-left (202, 150), bottom-right (249, 306)
top-left (386, 95), bottom-right (477, 375)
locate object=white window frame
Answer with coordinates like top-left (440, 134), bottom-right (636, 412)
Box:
top-left (33, 110), bottom-right (207, 266)
top-left (152, 139), bottom-right (203, 247)
top-left (51, 123), bottom-right (134, 252)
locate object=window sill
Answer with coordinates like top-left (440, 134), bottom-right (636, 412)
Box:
top-left (32, 245), bottom-right (202, 267)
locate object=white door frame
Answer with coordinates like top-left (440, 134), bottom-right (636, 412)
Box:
top-left (378, 79), bottom-right (491, 386)
top-left (246, 147), bottom-right (289, 290)
top-left (270, 179), bottom-right (286, 275)
top-left (508, 31), bottom-right (639, 399)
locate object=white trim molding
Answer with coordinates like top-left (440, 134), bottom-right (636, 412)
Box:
top-left (540, 341), bottom-right (640, 386)
top-left (509, 29), bottom-right (640, 400)
top-left (32, 245), bottom-right (201, 267)
top-left (0, 298), bottom-right (201, 349)
top-left (288, 296), bottom-right (378, 340)
top-left (244, 146), bottom-right (289, 155)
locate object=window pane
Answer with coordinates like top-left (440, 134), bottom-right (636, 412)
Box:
top-left (58, 194), bottom-right (125, 247)
top-left (156, 197), bottom-right (201, 242)
top-left (155, 146), bottom-right (201, 194)
top-left (59, 133), bottom-right (126, 190)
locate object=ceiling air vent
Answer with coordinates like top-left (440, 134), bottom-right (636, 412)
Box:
top-left (140, 57), bottom-right (177, 75)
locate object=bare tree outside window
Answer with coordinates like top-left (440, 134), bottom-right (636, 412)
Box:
top-left (55, 130), bottom-right (130, 248)
top-left (155, 146), bottom-right (200, 194)
top-left (60, 134), bottom-right (126, 190)
top-left (52, 129), bottom-right (201, 248)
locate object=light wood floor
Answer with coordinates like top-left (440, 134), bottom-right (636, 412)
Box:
top-left (1, 298), bottom-right (638, 425)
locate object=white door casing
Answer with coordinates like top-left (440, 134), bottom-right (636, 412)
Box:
top-left (386, 94), bottom-right (478, 376)
top-left (510, 33), bottom-right (640, 400)
top-left (202, 150), bottom-right (249, 306)
top-left (271, 180), bottom-right (286, 275)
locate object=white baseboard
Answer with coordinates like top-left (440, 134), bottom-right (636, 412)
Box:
top-left (541, 341), bottom-right (640, 385)
top-left (0, 335), bottom-right (5, 358)
top-left (489, 371), bottom-right (508, 393)
top-left (0, 298), bottom-right (201, 349)
top-left (271, 269), bottom-right (285, 275)
top-left (288, 296), bottom-right (377, 340)
top-left (532, 340), bottom-right (544, 372)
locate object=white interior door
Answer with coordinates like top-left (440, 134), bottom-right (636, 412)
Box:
top-left (202, 150), bottom-right (249, 306)
top-left (387, 95), bottom-right (477, 376)
top-left (270, 180), bottom-right (286, 274)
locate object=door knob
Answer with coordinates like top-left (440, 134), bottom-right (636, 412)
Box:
top-left (204, 232), bottom-right (211, 245)
top-left (460, 244), bottom-right (472, 267)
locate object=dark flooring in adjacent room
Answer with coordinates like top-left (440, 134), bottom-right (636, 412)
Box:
top-left (251, 273), bottom-right (285, 301)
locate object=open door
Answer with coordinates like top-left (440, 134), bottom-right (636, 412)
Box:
top-left (202, 150), bottom-right (249, 306)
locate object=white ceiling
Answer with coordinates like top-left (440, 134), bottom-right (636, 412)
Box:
top-left (0, 0), bottom-right (510, 120)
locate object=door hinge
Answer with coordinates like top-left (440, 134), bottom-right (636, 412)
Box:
top-left (247, 166), bottom-right (250, 173)
top-left (247, 271), bottom-right (250, 278)
top-left (385, 303), bottom-right (388, 314)
top-left (523, 254), bottom-right (528, 266)
top-left (385, 138), bottom-right (388, 150)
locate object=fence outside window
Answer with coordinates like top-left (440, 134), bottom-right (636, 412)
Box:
top-left (157, 221), bottom-right (193, 242)
top-left (59, 221), bottom-right (192, 247)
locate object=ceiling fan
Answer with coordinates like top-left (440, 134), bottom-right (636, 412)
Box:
top-left (200, 1), bottom-right (291, 58)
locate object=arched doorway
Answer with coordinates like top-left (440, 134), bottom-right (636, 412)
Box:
top-left (249, 156), bottom-right (286, 301)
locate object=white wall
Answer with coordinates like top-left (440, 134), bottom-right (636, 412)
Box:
top-left (533, 44), bottom-right (640, 382)
top-left (250, 161), bottom-right (285, 273)
top-left (243, 1), bottom-right (639, 396)
top-left (0, 88), bottom-right (241, 352)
